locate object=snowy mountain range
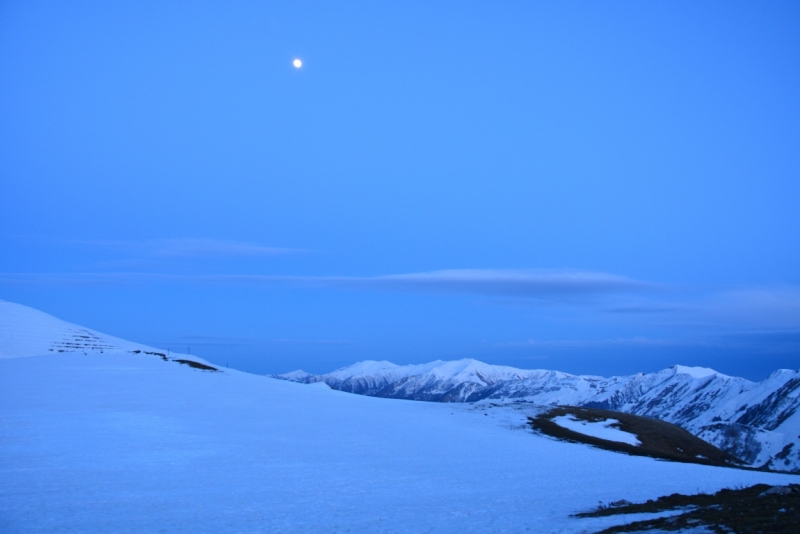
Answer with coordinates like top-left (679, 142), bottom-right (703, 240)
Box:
top-left (276, 358), bottom-right (800, 473)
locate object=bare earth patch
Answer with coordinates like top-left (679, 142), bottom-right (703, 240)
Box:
top-left (577, 483), bottom-right (800, 533)
top-left (173, 359), bottom-right (218, 372)
top-left (528, 406), bottom-right (742, 468)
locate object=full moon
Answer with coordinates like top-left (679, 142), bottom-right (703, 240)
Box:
top-left (293, 59), bottom-right (302, 68)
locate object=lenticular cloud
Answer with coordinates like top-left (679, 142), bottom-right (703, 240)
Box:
top-left (321, 269), bottom-right (651, 297)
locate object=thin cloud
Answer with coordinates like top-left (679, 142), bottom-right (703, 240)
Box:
top-left (171, 335), bottom-right (253, 346)
top-left (72, 238), bottom-right (305, 257)
top-left (500, 329), bottom-right (800, 355)
top-left (722, 329), bottom-right (800, 344)
top-left (0, 269), bottom-right (649, 298)
top-left (713, 330), bottom-right (800, 354)
top-left (0, 272), bottom-right (185, 286)
top-left (154, 336), bottom-right (355, 348)
top-left (605, 305), bottom-right (681, 314)
top-left (146, 239), bottom-right (304, 257)
top-left (3, 269), bottom-right (799, 336)
top-left (293, 269), bottom-right (651, 298)
top-left (706, 287), bottom-right (800, 329)
top-left (498, 337), bottom-right (686, 349)
top-left (269, 339), bottom-right (357, 346)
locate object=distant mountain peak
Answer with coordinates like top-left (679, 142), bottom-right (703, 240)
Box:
top-left (671, 365), bottom-right (722, 379)
top-left (279, 370), bottom-right (314, 380)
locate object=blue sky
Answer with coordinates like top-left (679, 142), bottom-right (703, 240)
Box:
top-left (1, 1), bottom-right (799, 379)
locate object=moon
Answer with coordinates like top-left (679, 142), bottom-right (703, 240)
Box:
top-left (293, 59), bottom-right (302, 68)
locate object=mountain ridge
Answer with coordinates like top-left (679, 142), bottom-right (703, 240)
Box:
top-left (275, 358), bottom-right (800, 473)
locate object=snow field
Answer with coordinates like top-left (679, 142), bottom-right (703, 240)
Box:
top-left (552, 415), bottom-right (642, 446)
top-left (1, 352), bottom-right (796, 533)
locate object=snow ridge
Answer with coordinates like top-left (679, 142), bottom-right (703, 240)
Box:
top-left (0, 300), bottom-right (215, 368)
top-left (0, 300), bottom-right (149, 358)
top-left (277, 359), bottom-right (800, 473)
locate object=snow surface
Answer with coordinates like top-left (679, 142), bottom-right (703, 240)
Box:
top-left (0, 299), bottom-right (149, 358)
top-left (1, 300), bottom-right (799, 532)
top-left (673, 365), bottom-right (720, 379)
top-left (552, 415), bottom-right (642, 446)
top-left (2, 357), bottom-right (798, 533)
top-left (0, 300), bottom-right (214, 368)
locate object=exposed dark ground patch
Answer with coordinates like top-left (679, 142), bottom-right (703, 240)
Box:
top-left (131, 349), bottom-right (168, 361)
top-left (173, 359), bottom-right (218, 371)
top-left (577, 484), bottom-right (800, 533)
top-left (129, 350), bottom-right (217, 371)
top-left (528, 406), bottom-right (741, 468)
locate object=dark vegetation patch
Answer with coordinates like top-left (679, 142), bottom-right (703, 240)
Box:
top-left (130, 350), bottom-right (217, 371)
top-left (577, 484), bottom-right (800, 533)
top-left (528, 406), bottom-right (742, 468)
top-left (130, 350), bottom-right (168, 361)
top-left (173, 359), bottom-right (218, 372)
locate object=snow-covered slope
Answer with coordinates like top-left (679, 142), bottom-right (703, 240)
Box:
top-left (2, 299), bottom-right (798, 532)
top-left (0, 299), bottom-right (214, 369)
top-left (0, 299), bottom-right (152, 357)
top-left (6, 353), bottom-right (798, 533)
top-left (278, 359), bottom-right (800, 473)
top-left (8, 336), bottom-right (800, 529)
